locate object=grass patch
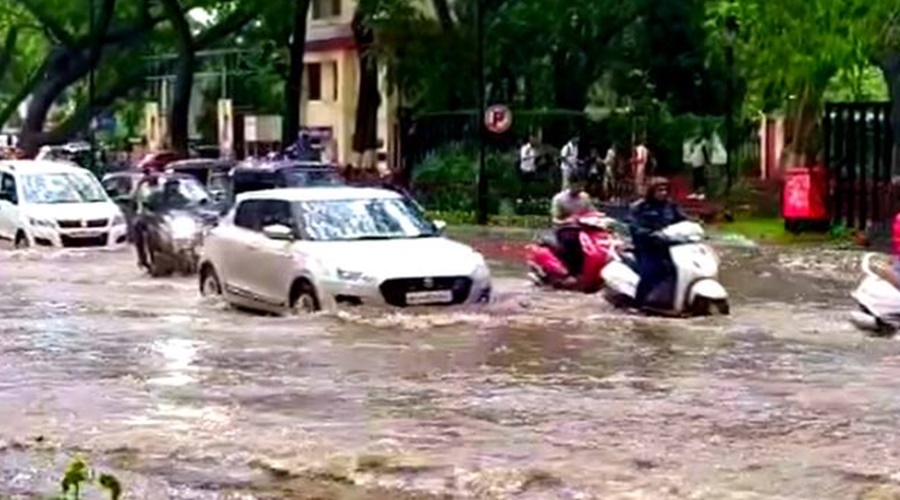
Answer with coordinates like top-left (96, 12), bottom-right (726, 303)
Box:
top-left (711, 217), bottom-right (850, 245)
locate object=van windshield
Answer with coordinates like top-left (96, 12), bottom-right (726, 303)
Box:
top-left (21, 172), bottom-right (108, 204)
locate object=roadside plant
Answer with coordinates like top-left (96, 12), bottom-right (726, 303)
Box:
top-left (50, 457), bottom-right (122, 500)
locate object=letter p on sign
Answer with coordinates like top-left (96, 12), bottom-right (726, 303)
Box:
top-left (484, 105), bottom-right (512, 134)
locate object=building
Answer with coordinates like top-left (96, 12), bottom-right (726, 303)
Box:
top-left (301, 0), bottom-right (396, 167)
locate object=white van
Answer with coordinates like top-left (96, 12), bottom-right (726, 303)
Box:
top-left (0, 160), bottom-right (127, 248)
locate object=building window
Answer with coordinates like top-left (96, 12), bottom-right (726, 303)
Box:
top-left (306, 63), bottom-right (322, 101)
top-left (312, 0), bottom-right (341, 19)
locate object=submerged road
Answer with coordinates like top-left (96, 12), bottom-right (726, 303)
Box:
top-left (1, 245), bottom-right (900, 499)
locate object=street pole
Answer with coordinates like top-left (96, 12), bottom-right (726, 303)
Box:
top-left (724, 16), bottom-right (737, 195)
top-left (88, 0), bottom-right (96, 171)
top-left (475, 0), bottom-right (488, 225)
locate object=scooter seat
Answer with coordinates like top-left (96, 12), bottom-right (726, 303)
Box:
top-left (536, 231), bottom-right (562, 252)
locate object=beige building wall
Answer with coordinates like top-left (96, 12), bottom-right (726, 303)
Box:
top-left (301, 0), bottom-right (398, 167)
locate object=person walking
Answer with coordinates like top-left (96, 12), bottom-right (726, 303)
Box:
top-left (559, 136), bottom-right (579, 190)
top-left (631, 138), bottom-right (650, 197)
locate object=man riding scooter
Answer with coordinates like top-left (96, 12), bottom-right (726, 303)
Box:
top-left (549, 171), bottom-right (595, 288)
top-left (629, 177), bottom-right (688, 309)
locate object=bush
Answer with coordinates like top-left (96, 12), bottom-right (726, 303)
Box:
top-left (411, 143), bottom-right (524, 214)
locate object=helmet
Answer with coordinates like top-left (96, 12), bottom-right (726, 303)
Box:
top-left (647, 176), bottom-right (670, 190)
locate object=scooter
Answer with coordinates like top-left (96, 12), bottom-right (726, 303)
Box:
top-left (849, 253), bottom-right (900, 334)
top-left (525, 212), bottom-right (625, 293)
top-left (601, 220), bottom-right (730, 316)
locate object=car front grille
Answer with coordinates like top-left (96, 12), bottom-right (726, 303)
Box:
top-left (57, 219), bottom-right (108, 229)
top-left (379, 276), bottom-right (472, 306)
top-left (60, 233), bottom-right (108, 248)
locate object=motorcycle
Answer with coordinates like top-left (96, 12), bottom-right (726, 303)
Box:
top-left (601, 220), bottom-right (729, 316)
top-left (849, 253), bottom-right (900, 334)
top-left (140, 204), bottom-right (219, 277)
top-left (525, 212), bottom-right (625, 292)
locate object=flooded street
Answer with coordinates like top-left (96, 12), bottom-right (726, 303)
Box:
top-left (3, 244), bottom-right (900, 499)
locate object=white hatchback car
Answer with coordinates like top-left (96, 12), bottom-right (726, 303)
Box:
top-left (198, 187), bottom-right (492, 312)
top-left (0, 160), bottom-right (127, 248)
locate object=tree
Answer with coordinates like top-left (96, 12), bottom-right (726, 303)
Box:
top-left (707, 0), bottom-right (897, 165)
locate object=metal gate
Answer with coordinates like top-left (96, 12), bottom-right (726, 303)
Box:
top-left (824, 102), bottom-right (894, 230)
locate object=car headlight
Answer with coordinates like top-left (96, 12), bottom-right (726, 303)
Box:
top-left (169, 217), bottom-right (198, 239)
top-left (112, 214), bottom-right (125, 226)
top-left (336, 268), bottom-right (376, 282)
top-left (29, 217), bottom-right (55, 228)
top-left (472, 254), bottom-right (490, 277)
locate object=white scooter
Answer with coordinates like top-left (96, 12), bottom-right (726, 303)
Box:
top-left (849, 253), bottom-right (900, 334)
top-left (600, 220), bottom-right (729, 316)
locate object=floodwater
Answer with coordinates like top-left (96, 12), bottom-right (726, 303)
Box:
top-left (2, 244), bottom-right (900, 499)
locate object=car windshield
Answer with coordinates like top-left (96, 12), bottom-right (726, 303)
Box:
top-left (296, 197), bottom-right (437, 241)
top-left (22, 171), bottom-right (108, 204)
top-left (281, 167), bottom-right (342, 187)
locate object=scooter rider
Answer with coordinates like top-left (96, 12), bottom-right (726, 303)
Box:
top-left (629, 177), bottom-right (687, 308)
top-left (550, 171), bottom-right (594, 285)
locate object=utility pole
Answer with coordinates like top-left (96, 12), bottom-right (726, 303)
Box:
top-left (88, 0), bottom-right (96, 170)
top-left (724, 15), bottom-right (738, 194)
top-left (475, 0), bottom-right (488, 225)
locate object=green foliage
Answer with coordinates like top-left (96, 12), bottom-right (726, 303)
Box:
top-left (707, 0), bottom-right (896, 117)
top-left (411, 142), bottom-right (521, 213)
top-left (50, 457), bottom-right (122, 500)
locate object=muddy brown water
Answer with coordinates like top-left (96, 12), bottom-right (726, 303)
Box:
top-left (1, 245), bottom-right (900, 499)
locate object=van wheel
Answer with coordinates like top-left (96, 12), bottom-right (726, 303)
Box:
top-left (289, 280), bottom-right (320, 314)
top-left (14, 231), bottom-right (29, 249)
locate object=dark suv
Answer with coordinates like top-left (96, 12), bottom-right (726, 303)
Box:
top-left (228, 160), bottom-right (344, 201)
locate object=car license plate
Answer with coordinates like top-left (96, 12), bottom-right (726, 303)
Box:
top-left (68, 230), bottom-right (99, 238)
top-left (406, 290), bottom-right (453, 305)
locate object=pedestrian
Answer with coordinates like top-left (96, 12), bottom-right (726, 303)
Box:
top-left (688, 135), bottom-right (711, 200)
top-left (631, 137), bottom-right (649, 197)
top-left (519, 136), bottom-right (537, 176)
top-left (602, 143), bottom-right (618, 200)
top-left (559, 136), bottom-right (579, 190)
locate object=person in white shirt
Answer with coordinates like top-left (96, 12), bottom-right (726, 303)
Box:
top-left (519, 137), bottom-right (537, 175)
top-left (559, 136), bottom-right (579, 189)
top-left (631, 140), bottom-right (649, 196)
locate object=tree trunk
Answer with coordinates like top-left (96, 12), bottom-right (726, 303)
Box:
top-left (160, 0), bottom-right (195, 157)
top-left (283, 0), bottom-right (312, 145)
top-left (351, 9), bottom-right (381, 173)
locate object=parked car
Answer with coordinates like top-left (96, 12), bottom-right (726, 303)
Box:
top-left (198, 187), bottom-right (492, 313)
top-left (167, 158), bottom-right (234, 203)
top-left (228, 159), bottom-right (343, 202)
top-left (0, 160), bottom-right (127, 248)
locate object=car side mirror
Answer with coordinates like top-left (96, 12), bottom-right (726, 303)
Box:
top-left (263, 224), bottom-right (294, 241)
top-left (433, 219), bottom-right (447, 234)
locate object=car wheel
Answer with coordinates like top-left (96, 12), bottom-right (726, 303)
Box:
top-left (200, 266), bottom-right (223, 297)
top-left (290, 280), bottom-right (320, 314)
top-left (13, 231), bottom-right (29, 249)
